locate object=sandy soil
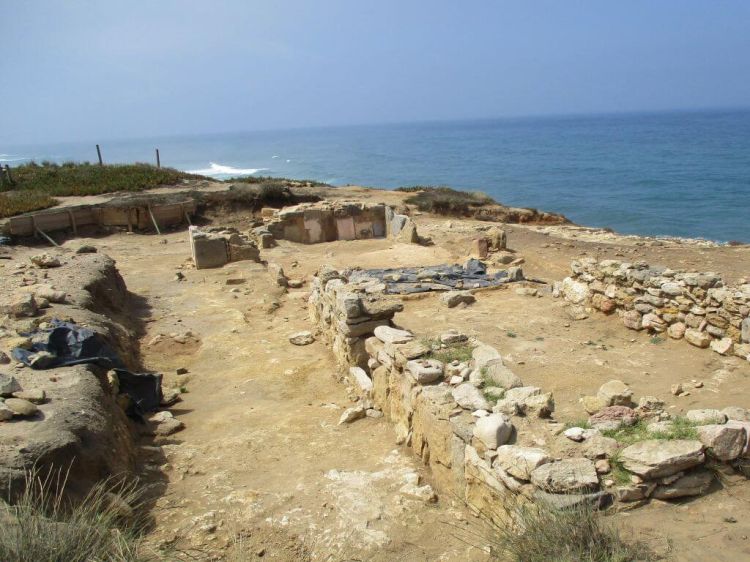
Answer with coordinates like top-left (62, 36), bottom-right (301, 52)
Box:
top-left (4, 182), bottom-right (749, 560)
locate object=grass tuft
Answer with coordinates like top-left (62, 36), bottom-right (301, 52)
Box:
top-left (0, 468), bottom-right (147, 562)
top-left (453, 493), bottom-right (654, 562)
top-left (602, 416), bottom-right (698, 446)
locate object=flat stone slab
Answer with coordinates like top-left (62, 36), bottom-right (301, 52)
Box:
top-left (495, 445), bottom-right (550, 480)
top-left (620, 439), bottom-right (705, 479)
top-left (405, 359), bottom-right (444, 384)
top-left (530, 458), bottom-right (599, 493)
top-left (373, 325), bottom-right (414, 344)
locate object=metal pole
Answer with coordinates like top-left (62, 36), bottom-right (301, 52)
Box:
top-left (155, 148), bottom-right (161, 168)
top-left (96, 144), bottom-right (103, 166)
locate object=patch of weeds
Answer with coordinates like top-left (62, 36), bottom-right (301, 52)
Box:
top-left (650, 336), bottom-right (665, 345)
top-left (534, 336), bottom-right (544, 342)
top-left (506, 330), bottom-right (517, 338)
top-left (601, 420), bottom-right (652, 446)
top-left (609, 452), bottom-right (633, 486)
top-left (456, 492), bottom-right (655, 562)
top-left (432, 344), bottom-right (473, 364)
top-left (179, 386), bottom-right (189, 394)
top-left (563, 419), bottom-right (592, 430)
top-left (604, 416), bottom-right (698, 446)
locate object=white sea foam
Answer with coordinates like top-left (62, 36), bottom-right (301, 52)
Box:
top-left (186, 162), bottom-right (268, 177)
top-left (0, 155), bottom-right (28, 162)
top-left (272, 155), bottom-right (280, 159)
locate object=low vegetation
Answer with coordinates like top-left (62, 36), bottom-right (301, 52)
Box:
top-left (0, 191), bottom-right (59, 218)
top-left (602, 416), bottom-right (698, 446)
top-left (460, 494), bottom-right (654, 562)
top-left (198, 181), bottom-right (321, 212)
top-left (395, 185), bottom-right (497, 216)
top-left (421, 338), bottom-right (473, 364)
top-left (4, 162), bottom-right (201, 198)
top-left (225, 175), bottom-right (330, 187)
top-left (0, 469), bottom-right (146, 562)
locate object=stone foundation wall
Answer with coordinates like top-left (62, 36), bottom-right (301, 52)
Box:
top-left (263, 202), bottom-right (418, 245)
top-left (559, 258), bottom-right (750, 360)
top-left (310, 266), bottom-right (750, 514)
top-left (189, 226), bottom-right (261, 269)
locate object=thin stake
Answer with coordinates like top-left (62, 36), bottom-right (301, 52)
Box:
top-left (155, 148), bottom-right (161, 168)
top-left (96, 144), bottom-right (103, 166)
top-left (36, 227), bottom-right (60, 247)
top-left (147, 205), bottom-right (162, 235)
top-left (4, 165), bottom-right (13, 184)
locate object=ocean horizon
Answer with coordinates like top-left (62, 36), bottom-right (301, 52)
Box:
top-left (3, 108), bottom-right (749, 242)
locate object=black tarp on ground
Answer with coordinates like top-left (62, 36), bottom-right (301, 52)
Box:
top-left (12, 319), bottom-right (162, 418)
top-left (347, 259), bottom-right (516, 294)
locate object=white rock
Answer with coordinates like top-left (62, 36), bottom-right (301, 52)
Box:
top-left (289, 331), bottom-right (315, 345)
top-left (495, 445), bottom-right (551, 480)
top-left (405, 359), bottom-right (444, 384)
top-left (373, 325), bottom-right (413, 344)
top-left (349, 367), bottom-right (373, 393)
top-left (473, 413), bottom-right (513, 449)
top-left (338, 405), bottom-right (366, 425)
top-left (452, 383), bottom-right (490, 411)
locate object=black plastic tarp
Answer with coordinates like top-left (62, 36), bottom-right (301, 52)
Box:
top-left (12, 320), bottom-right (162, 418)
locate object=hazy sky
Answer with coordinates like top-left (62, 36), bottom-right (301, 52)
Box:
top-left (2, 1), bottom-right (749, 144)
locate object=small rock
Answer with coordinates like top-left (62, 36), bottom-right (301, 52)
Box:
top-left (289, 331), bottom-right (315, 346)
top-left (685, 328), bottom-right (711, 348)
top-left (160, 389), bottom-right (181, 406)
top-left (441, 291), bottom-right (476, 308)
top-left (405, 359), bottom-right (444, 384)
top-left (452, 383), bottom-right (490, 411)
top-left (4, 398), bottom-right (39, 417)
top-left (338, 405), bottom-right (366, 425)
top-left (175, 367), bottom-right (189, 375)
top-left (589, 405), bottom-right (638, 431)
top-left (287, 279), bottom-right (304, 289)
top-left (30, 253), bottom-right (61, 268)
top-left (597, 380), bottom-right (633, 407)
top-left (0, 405), bottom-right (14, 421)
top-left (0, 351), bottom-right (9, 365)
top-left (595, 459), bottom-right (611, 474)
top-left (710, 337), bottom-right (734, 356)
top-left (530, 458), bottom-right (599, 493)
top-left (76, 245), bottom-right (98, 254)
top-left (0, 374), bottom-right (22, 397)
top-left (564, 427), bottom-right (586, 442)
top-left (495, 445), bottom-right (550, 480)
top-left (696, 424), bottom-right (746, 461)
top-left (12, 389), bottom-right (46, 404)
top-left (670, 383), bottom-right (683, 396)
top-left (400, 482), bottom-right (436, 502)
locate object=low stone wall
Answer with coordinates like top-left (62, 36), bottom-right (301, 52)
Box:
top-left (309, 266), bottom-right (750, 514)
top-left (189, 226), bottom-right (261, 269)
top-left (261, 202), bottom-right (418, 245)
top-left (559, 258), bottom-right (750, 360)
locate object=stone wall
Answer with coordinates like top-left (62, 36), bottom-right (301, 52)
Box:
top-left (309, 266), bottom-right (750, 514)
top-left (261, 202), bottom-right (418, 245)
top-left (189, 226), bottom-right (261, 269)
top-left (559, 258), bottom-right (750, 360)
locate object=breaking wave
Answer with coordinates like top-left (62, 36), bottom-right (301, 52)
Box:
top-left (186, 162), bottom-right (269, 177)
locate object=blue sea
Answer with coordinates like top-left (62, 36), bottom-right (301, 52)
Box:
top-left (3, 109), bottom-right (749, 242)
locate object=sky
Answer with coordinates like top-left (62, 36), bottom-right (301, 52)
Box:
top-left (2, 1), bottom-right (749, 145)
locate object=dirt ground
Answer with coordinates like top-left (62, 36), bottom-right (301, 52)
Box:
top-left (3, 183), bottom-right (750, 561)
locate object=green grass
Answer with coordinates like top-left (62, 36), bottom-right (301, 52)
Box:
top-left (396, 186), bottom-right (497, 216)
top-left (420, 338), bottom-right (474, 364)
top-left (609, 453), bottom-right (633, 486)
top-left (601, 416), bottom-right (698, 446)
top-left (5, 161), bottom-right (201, 198)
top-left (563, 419), bottom-right (592, 430)
top-left (649, 336), bottom-right (665, 345)
top-left (0, 469), bottom-right (147, 561)
top-left (0, 191), bottom-right (59, 218)
top-left (506, 330), bottom-right (517, 338)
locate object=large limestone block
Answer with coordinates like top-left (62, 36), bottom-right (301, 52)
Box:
top-left (371, 365), bottom-right (390, 409)
top-left (494, 445), bottom-right (550, 480)
top-left (620, 440), bottom-right (705, 479)
top-left (349, 367), bottom-right (373, 395)
top-left (696, 424), bottom-right (746, 461)
top-left (530, 458), bottom-right (599, 493)
top-left (452, 383), bottom-right (490, 411)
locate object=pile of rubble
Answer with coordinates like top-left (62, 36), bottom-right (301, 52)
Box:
top-left (560, 258), bottom-right (750, 360)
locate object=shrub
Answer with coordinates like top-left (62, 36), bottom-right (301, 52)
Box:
top-left (5, 161), bottom-right (201, 198)
top-left (458, 494), bottom-right (654, 562)
top-left (225, 175), bottom-right (329, 187)
top-left (0, 469), bottom-right (146, 562)
top-left (398, 186), bottom-right (497, 216)
top-left (0, 191), bottom-right (58, 218)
